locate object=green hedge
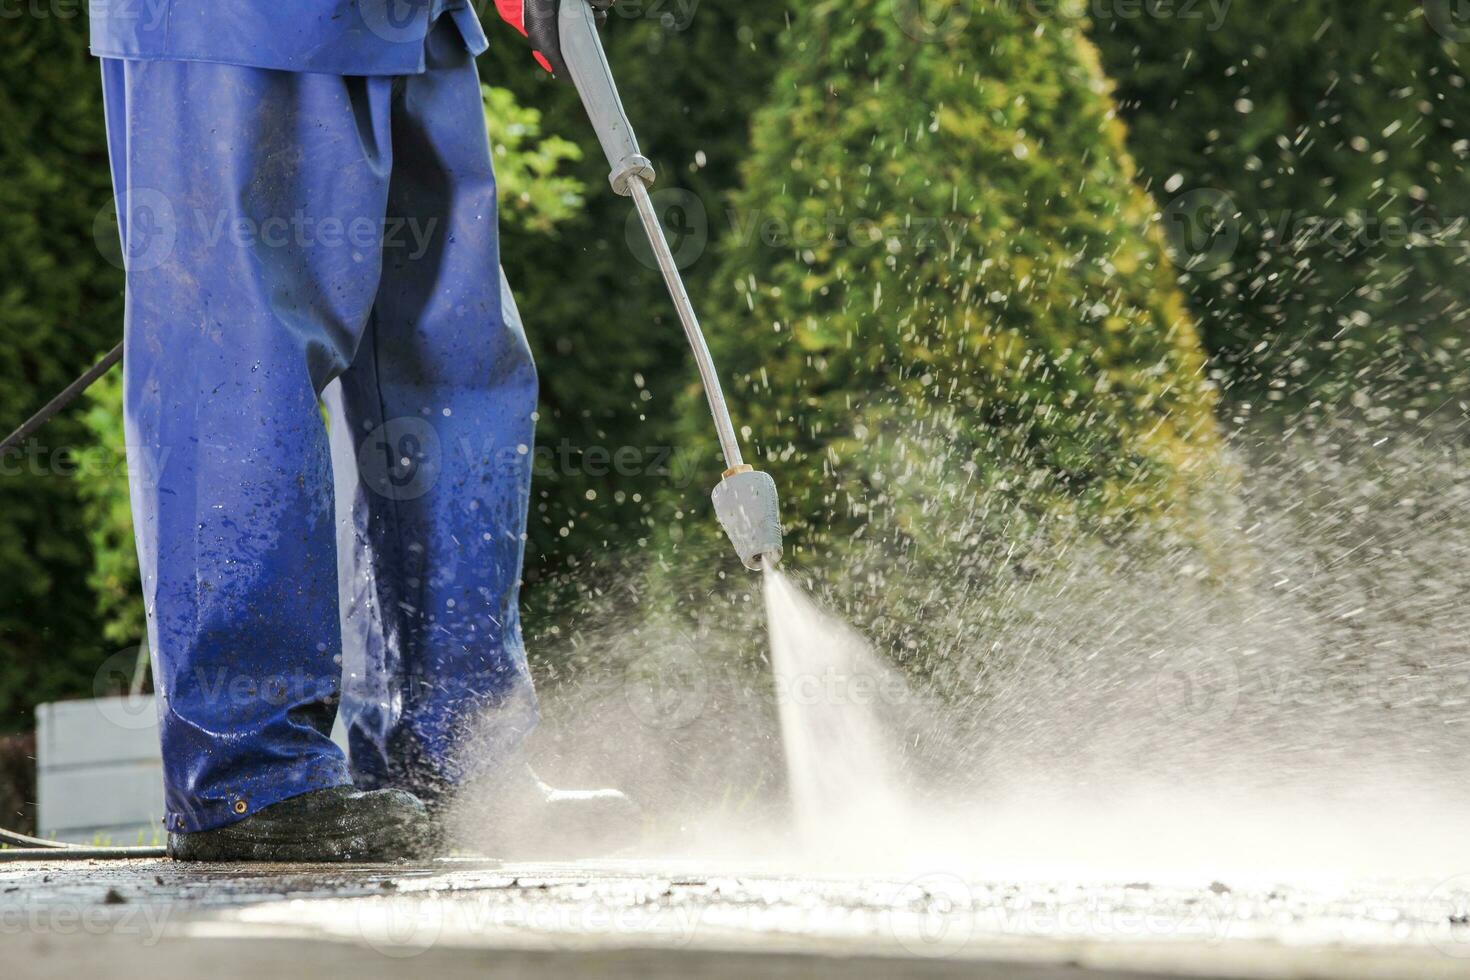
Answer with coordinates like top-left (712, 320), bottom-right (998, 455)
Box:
top-left (1093, 1), bottom-right (1470, 413)
top-left (0, 15), bottom-right (122, 731)
top-left (670, 0), bottom-right (1221, 578)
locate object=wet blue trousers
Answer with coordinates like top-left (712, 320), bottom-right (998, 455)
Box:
top-left (101, 20), bottom-right (540, 833)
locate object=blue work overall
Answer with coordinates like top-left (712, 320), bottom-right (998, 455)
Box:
top-left (94, 0), bottom-right (540, 833)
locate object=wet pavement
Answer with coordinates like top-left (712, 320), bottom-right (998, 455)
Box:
top-left (3, 857), bottom-right (1469, 978)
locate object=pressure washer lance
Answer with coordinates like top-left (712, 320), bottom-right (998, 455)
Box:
top-left (557, 1), bottom-right (783, 571)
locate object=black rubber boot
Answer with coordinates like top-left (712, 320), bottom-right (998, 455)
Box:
top-left (167, 786), bottom-right (432, 862)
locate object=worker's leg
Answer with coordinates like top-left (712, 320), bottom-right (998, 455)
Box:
top-left (330, 20), bottom-right (540, 799)
top-left (101, 56), bottom-right (396, 833)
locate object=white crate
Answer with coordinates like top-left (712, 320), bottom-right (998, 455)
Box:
top-left (35, 696), bottom-right (165, 845)
top-left (35, 696), bottom-right (353, 844)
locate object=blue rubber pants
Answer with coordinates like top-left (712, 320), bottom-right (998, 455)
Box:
top-left (101, 19), bottom-right (539, 833)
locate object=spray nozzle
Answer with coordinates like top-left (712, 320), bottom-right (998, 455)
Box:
top-left (712, 467), bottom-right (784, 572)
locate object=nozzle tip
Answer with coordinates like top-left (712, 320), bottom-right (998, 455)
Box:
top-left (745, 549), bottom-right (782, 572)
top-left (712, 469), bottom-right (783, 573)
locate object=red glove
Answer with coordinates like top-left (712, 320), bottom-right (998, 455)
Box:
top-left (494, 0), bottom-right (616, 76)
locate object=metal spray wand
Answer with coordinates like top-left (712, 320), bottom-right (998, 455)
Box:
top-left (557, 1), bottom-right (783, 570)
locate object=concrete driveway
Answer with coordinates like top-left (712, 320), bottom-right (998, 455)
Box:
top-left (3, 857), bottom-right (1468, 979)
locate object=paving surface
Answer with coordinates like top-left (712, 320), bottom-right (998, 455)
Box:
top-left (3, 856), bottom-right (1469, 978)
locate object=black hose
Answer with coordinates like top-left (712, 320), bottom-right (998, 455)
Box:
top-left (0, 846), bottom-right (167, 862)
top-left (0, 825), bottom-right (166, 860)
top-left (1, 341), bottom-right (123, 456)
top-left (1, 827), bottom-right (73, 848)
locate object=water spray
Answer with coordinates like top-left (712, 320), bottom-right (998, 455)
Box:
top-left (557, 1), bottom-right (783, 571)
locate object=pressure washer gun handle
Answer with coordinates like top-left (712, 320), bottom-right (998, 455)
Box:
top-left (558, 0), bottom-right (655, 196)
